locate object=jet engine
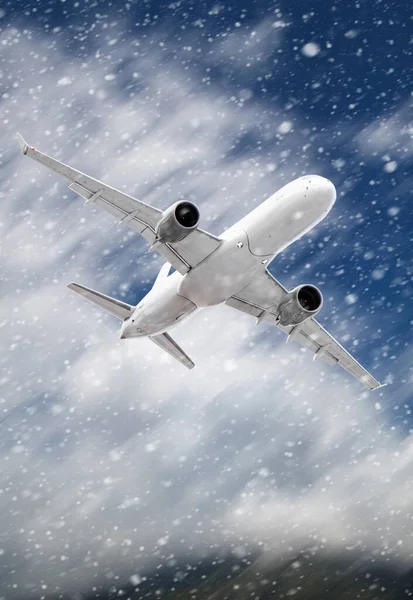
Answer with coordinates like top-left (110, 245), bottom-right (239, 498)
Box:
top-left (156, 201), bottom-right (200, 243)
top-left (277, 284), bottom-right (323, 326)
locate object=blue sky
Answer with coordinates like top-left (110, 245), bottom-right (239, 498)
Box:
top-left (1, 0), bottom-right (413, 597)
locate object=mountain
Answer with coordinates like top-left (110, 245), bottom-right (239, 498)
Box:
top-left (42, 549), bottom-right (413, 600)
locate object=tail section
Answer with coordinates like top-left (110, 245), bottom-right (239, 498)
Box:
top-left (67, 283), bottom-right (133, 320)
top-left (152, 262), bottom-right (172, 290)
top-left (150, 332), bottom-right (195, 369)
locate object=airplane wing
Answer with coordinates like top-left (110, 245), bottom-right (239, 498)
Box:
top-left (226, 269), bottom-right (383, 390)
top-left (16, 134), bottom-right (221, 275)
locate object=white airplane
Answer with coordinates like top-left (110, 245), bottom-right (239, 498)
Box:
top-left (17, 133), bottom-right (383, 390)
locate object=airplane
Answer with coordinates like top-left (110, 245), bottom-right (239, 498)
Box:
top-left (16, 133), bottom-right (383, 390)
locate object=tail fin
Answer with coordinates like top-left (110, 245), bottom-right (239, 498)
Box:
top-left (67, 283), bottom-right (133, 320)
top-left (152, 262), bottom-right (172, 290)
top-left (150, 332), bottom-right (195, 369)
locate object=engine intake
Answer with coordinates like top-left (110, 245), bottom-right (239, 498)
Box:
top-left (156, 201), bottom-right (200, 243)
top-left (278, 284), bottom-right (323, 326)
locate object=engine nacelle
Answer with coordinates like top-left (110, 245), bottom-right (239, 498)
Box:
top-left (156, 201), bottom-right (200, 243)
top-left (278, 284), bottom-right (323, 326)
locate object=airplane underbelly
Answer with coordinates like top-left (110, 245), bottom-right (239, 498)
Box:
top-left (243, 197), bottom-right (325, 256)
top-left (224, 176), bottom-right (333, 257)
top-left (177, 230), bottom-right (261, 307)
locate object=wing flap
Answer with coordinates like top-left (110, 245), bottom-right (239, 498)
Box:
top-left (150, 332), bottom-right (195, 369)
top-left (298, 319), bottom-right (381, 388)
top-left (226, 270), bottom-right (382, 390)
top-left (21, 142), bottom-right (162, 228)
top-left (17, 134), bottom-right (222, 275)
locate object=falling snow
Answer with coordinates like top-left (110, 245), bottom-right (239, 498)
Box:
top-left (301, 42), bottom-right (321, 57)
top-left (0, 0), bottom-right (412, 598)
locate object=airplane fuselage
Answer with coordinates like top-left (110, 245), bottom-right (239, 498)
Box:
top-left (119, 175), bottom-right (336, 339)
top-left (18, 133), bottom-right (382, 388)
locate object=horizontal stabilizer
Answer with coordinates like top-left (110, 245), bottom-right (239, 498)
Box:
top-left (150, 332), bottom-right (195, 369)
top-left (67, 283), bottom-right (133, 320)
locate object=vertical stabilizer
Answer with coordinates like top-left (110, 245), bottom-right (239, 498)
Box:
top-left (152, 262), bottom-right (172, 290)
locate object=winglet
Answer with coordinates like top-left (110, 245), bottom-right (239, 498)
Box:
top-left (16, 133), bottom-right (31, 155)
top-left (372, 382), bottom-right (389, 391)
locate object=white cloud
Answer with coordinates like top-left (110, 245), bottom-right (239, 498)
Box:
top-left (0, 18), bottom-right (407, 598)
top-left (356, 100), bottom-right (413, 159)
top-left (215, 17), bottom-right (284, 70)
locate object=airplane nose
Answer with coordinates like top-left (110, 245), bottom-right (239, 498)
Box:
top-left (302, 175), bottom-right (336, 210)
top-left (323, 177), bottom-right (336, 207)
top-left (316, 176), bottom-right (336, 209)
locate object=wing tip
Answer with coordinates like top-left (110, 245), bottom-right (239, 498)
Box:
top-left (16, 132), bottom-right (30, 154)
top-left (371, 381), bottom-right (388, 391)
